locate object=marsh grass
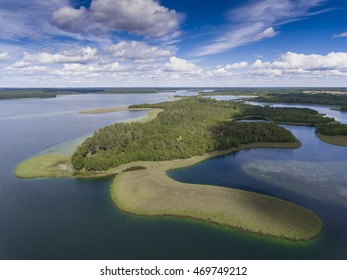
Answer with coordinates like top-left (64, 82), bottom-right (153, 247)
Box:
top-left (111, 158), bottom-right (321, 241)
top-left (317, 133), bottom-right (347, 146)
top-left (15, 154), bottom-right (74, 178)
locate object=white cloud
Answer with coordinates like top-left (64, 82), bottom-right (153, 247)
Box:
top-left (7, 65), bottom-right (49, 72)
top-left (0, 52), bottom-right (10, 61)
top-left (4, 48), bottom-right (347, 87)
top-left (265, 52), bottom-right (347, 70)
top-left (212, 61), bottom-right (249, 76)
top-left (225, 61), bottom-right (248, 70)
top-left (22, 47), bottom-right (97, 64)
top-left (333, 31), bottom-right (347, 38)
top-left (109, 41), bottom-right (172, 60)
top-left (164, 57), bottom-right (202, 73)
top-left (7, 61), bottom-right (31, 69)
top-left (54, 62), bottom-right (127, 77)
top-left (51, 0), bottom-right (182, 38)
top-left (250, 52), bottom-right (347, 78)
top-left (194, 0), bottom-right (327, 56)
top-left (254, 27), bottom-right (278, 41)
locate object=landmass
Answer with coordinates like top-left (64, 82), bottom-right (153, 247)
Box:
top-left (253, 91), bottom-right (347, 111)
top-left (16, 96), bottom-right (328, 240)
top-left (316, 123), bottom-right (347, 146)
top-left (0, 88), bottom-right (164, 100)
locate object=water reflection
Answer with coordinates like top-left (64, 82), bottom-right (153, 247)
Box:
top-left (242, 160), bottom-right (347, 206)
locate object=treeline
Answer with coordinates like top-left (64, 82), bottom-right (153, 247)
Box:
top-left (0, 88), bottom-right (163, 100)
top-left (254, 92), bottom-right (347, 107)
top-left (72, 97), bottom-right (300, 171)
top-left (236, 104), bottom-right (334, 125)
top-left (0, 88), bottom-right (105, 99)
top-left (317, 123), bottom-right (347, 136)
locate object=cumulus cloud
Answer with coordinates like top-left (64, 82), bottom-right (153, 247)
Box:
top-left (22, 47), bottom-right (97, 64)
top-left (7, 60), bottom-right (31, 69)
top-left (7, 64), bottom-right (49, 72)
top-left (109, 41), bottom-right (172, 60)
top-left (250, 52), bottom-right (347, 77)
top-left (164, 57), bottom-right (202, 73)
top-left (54, 62), bottom-right (127, 77)
top-left (0, 52), bottom-right (10, 61)
top-left (212, 61), bottom-right (249, 76)
top-left (225, 61), bottom-right (249, 70)
top-left (333, 31), bottom-right (347, 38)
top-left (194, 0), bottom-right (327, 56)
top-left (51, 0), bottom-right (182, 38)
top-left (257, 52), bottom-right (347, 70)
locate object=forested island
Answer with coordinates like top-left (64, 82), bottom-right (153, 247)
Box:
top-left (16, 96), bottom-right (328, 241)
top-left (0, 88), bottom-right (163, 99)
top-left (253, 92), bottom-right (347, 111)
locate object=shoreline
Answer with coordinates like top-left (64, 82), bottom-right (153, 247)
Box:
top-left (317, 132), bottom-right (347, 146)
top-left (15, 141), bottom-right (301, 179)
top-left (79, 106), bottom-right (160, 115)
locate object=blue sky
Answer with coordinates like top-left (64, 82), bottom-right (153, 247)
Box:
top-left (0, 0), bottom-right (346, 87)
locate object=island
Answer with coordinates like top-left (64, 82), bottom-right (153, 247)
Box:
top-left (252, 91), bottom-right (347, 112)
top-left (16, 96), bottom-right (327, 240)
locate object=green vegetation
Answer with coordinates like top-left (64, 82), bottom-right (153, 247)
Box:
top-left (78, 106), bottom-right (157, 115)
top-left (0, 88), bottom-right (105, 99)
top-left (316, 123), bottom-right (347, 146)
top-left (330, 106), bottom-right (347, 112)
top-left (0, 88), bottom-right (162, 100)
top-left (111, 161), bottom-right (321, 241)
top-left (15, 154), bottom-right (73, 178)
top-left (236, 104), bottom-right (334, 125)
top-left (317, 134), bottom-right (347, 146)
top-left (317, 123), bottom-right (347, 136)
top-left (254, 92), bottom-right (347, 109)
top-left (72, 97), bottom-right (302, 171)
top-left (79, 106), bottom-right (130, 114)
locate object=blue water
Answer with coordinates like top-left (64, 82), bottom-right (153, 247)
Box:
top-left (1, 92), bottom-right (347, 259)
top-left (169, 107), bottom-right (347, 259)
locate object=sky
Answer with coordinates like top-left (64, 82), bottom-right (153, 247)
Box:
top-left (0, 0), bottom-right (346, 87)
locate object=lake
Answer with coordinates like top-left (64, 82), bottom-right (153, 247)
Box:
top-left (1, 92), bottom-right (346, 259)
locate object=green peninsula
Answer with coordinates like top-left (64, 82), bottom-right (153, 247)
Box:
top-left (316, 123), bottom-right (347, 146)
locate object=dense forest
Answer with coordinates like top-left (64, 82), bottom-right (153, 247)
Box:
top-left (0, 88), bottom-right (105, 99)
top-left (254, 92), bottom-right (347, 108)
top-left (236, 104), bottom-right (334, 125)
top-left (0, 88), bottom-right (162, 100)
top-left (201, 88), bottom-right (347, 97)
top-left (317, 123), bottom-right (347, 136)
top-left (71, 97), bottom-right (333, 171)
